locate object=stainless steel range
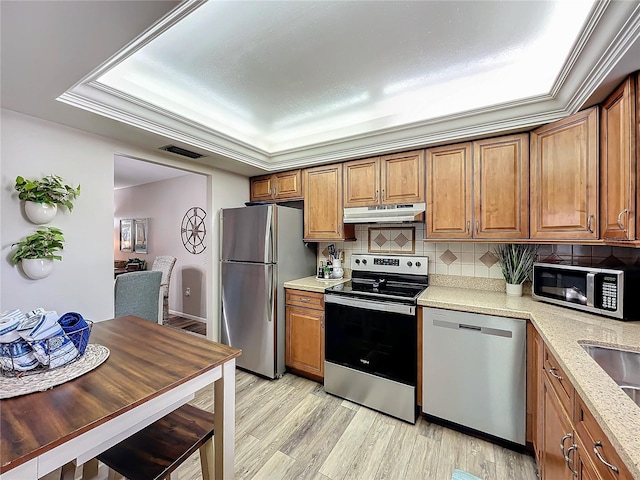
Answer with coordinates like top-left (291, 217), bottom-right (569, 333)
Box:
top-left (324, 254), bottom-right (429, 423)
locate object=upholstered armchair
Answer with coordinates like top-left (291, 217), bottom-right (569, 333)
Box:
top-left (152, 256), bottom-right (177, 325)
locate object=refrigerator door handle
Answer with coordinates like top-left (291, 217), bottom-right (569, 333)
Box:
top-left (266, 268), bottom-right (275, 322)
top-left (265, 206), bottom-right (273, 263)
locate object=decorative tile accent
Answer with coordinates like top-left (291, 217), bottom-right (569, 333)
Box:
top-left (368, 227), bottom-right (415, 254)
top-left (439, 249), bottom-right (458, 266)
top-left (479, 251), bottom-right (498, 268)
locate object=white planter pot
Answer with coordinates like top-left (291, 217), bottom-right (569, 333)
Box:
top-left (506, 283), bottom-right (523, 297)
top-left (21, 258), bottom-right (54, 280)
top-left (24, 201), bottom-right (57, 224)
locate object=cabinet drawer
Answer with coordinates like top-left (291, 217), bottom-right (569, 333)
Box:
top-left (543, 346), bottom-right (574, 417)
top-left (575, 396), bottom-right (632, 480)
top-left (286, 290), bottom-right (324, 310)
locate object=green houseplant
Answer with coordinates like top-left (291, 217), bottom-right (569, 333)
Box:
top-left (15, 175), bottom-right (80, 224)
top-left (11, 227), bottom-right (65, 279)
top-left (493, 243), bottom-right (538, 296)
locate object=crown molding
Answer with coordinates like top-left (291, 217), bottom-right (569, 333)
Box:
top-left (57, 0), bottom-right (639, 173)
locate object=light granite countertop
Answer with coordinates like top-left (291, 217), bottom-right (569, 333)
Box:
top-left (418, 286), bottom-right (640, 479)
top-left (284, 276), bottom-right (349, 293)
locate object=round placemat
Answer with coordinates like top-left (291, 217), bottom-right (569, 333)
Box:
top-left (0, 344), bottom-right (110, 399)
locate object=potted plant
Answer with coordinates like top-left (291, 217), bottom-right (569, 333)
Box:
top-left (14, 175), bottom-right (80, 224)
top-left (493, 243), bottom-right (538, 297)
top-left (11, 227), bottom-right (65, 279)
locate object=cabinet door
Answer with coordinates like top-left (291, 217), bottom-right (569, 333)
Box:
top-left (526, 322), bottom-right (540, 453)
top-left (575, 395), bottom-right (633, 480)
top-left (285, 305), bottom-right (324, 379)
top-left (303, 164), bottom-right (355, 241)
top-left (343, 157), bottom-right (380, 207)
top-left (530, 107), bottom-right (599, 240)
top-left (274, 170), bottom-right (302, 200)
top-left (380, 150), bottom-right (425, 205)
top-left (250, 175), bottom-right (274, 202)
top-left (600, 76), bottom-right (636, 241)
top-left (474, 134), bottom-right (529, 239)
top-left (576, 435), bottom-right (605, 480)
top-left (426, 143), bottom-right (473, 239)
top-left (541, 374), bottom-right (575, 480)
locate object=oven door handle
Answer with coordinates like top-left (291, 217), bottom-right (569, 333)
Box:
top-left (324, 294), bottom-right (415, 315)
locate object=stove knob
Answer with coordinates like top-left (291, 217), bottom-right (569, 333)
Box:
top-left (407, 261), bottom-right (413, 267)
top-left (362, 259), bottom-right (367, 265)
top-left (416, 262), bottom-right (421, 267)
top-left (355, 259), bottom-right (361, 264)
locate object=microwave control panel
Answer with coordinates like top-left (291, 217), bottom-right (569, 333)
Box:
top-left (599, 275), bottom-right (618, 311)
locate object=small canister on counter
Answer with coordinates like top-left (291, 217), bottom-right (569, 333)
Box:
top-left (318, 262), bottom-right (325, 279)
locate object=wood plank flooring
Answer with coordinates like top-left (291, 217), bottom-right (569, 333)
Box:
top-left (178, 370), bottom-right (538, 480)
top-left (167, 315), bottom-right (207, 336)
top-left (46, 369), bottom-right (539, 480)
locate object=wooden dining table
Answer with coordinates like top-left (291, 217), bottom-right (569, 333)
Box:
top-left (0, 316), bottom-right (241, 480)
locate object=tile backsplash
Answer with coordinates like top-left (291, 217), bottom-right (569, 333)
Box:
top-left (317, 223), bottom-right (640, 280)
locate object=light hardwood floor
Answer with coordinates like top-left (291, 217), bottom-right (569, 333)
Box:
top-left (46, 369), bottom-right (539, 480)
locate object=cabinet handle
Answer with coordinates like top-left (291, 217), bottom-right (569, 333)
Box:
top-left (617, 209), bottom-right (628, 230)
top-left (560, 433), bottom-right (572, 457)
top-left (593, 441), bottom-right (619, 473)
top-left (466, 221), bottom-right (471, 234)
top-left (320, 315), bottom-right (324, 329)
top-left (298, 297), bottom-right (310, 303)
top-left (587, 214), bottom-right (594, 233)
top-left (565, 444), bottom-right (578, 477)
top-left (382, 189), bottom-right (385, 200)
top-left (475, 220), bottom-right (479, 235)
top-left (374, 190), bottom-right (378, 201)
top-left (549, 367), bottom-right (563, 381)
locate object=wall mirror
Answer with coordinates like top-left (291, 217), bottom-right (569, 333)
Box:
top-left (119, 219), bottom-right (133, 252)
top-left (134, 218), bottom-right (148, 254)
top-left (119, 218), bottom-right (148, 254)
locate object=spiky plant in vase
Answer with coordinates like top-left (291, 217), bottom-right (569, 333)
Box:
top-left (493, 244), bottom-right (538, 297)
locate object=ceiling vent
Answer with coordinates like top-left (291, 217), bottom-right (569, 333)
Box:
top-left (159, 144), bottom-right (205, 159)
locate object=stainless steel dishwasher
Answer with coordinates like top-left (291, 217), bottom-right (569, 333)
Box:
top-left (422, 306), bottom-right (526, 445)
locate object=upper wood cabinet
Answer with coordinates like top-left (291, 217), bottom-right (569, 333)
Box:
top-left (343, 150), bottom-right (425, 207)
top-left (426, 134), bottom-right (529, 239)
top-left (426, 142), bottom-right (472, 238)
top-left (303, 164), bottom-right (355, 241)
top-left (600, 74), bottom-right (638, 243)
top-left (250, 170), bottom-right (303, 202)
top-left (530, 107), bottom-right (599, 240)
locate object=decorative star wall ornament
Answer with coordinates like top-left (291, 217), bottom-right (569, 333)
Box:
top-left (181, 207), bottom-right (207, 254)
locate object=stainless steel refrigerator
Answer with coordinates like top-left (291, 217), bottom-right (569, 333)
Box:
top-left (220, 204), bottom-right (316, 379)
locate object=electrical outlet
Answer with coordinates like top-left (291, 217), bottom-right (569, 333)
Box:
top-left (340, 251), bottom-right (345, 263)
top-left (185, 288), bottom-right (191, 297)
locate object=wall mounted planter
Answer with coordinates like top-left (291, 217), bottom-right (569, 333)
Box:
top-left (24, 201), bottom-right (57, 225)
top-left (21, 258), bottom-right (54, 279)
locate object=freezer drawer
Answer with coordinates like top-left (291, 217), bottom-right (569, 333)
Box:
top-left (422, 307), bottom-right (526, 445)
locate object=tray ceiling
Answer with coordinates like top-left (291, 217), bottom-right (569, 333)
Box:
top-left (5, 1), bottom-right (640, 174)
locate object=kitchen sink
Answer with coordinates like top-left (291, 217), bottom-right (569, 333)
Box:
top-left (581, 344), bottom-right (640, 407)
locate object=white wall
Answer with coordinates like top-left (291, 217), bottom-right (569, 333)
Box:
top-left (114, 174), bottom-right (208, 320)
top-left (1, 109), bottom-right (249, 335)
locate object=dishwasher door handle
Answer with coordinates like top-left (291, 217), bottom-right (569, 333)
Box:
top-left (433, 319), bottom-right (513, 338)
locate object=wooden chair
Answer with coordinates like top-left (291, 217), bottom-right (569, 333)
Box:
top-left (94, 404), bottom-right (215, 480)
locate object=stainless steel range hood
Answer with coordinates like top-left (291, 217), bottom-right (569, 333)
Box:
top-left (343, 203), bottom-right (426, 223)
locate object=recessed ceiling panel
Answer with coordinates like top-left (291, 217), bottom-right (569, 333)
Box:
top-left (97, 1), bottom-right (594, 152)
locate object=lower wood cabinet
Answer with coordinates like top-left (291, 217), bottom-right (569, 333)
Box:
top-left (285, 289), bottom-right (325, 381)
top-left (536, 344), bottom-right (633, 480)
top-left (541, 372), bottom-right (576, 480)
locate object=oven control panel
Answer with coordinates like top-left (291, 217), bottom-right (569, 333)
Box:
top-left (374, 258), bottom-right (400, 266)
top-left (352, 254), bottom-right (429, 275)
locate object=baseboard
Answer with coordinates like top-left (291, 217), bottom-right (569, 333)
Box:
top-left (168, 310), bottom-right (206, 323)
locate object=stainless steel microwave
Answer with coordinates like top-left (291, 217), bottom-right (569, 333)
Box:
top-left (532, 263), bottom-right (640, 320)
